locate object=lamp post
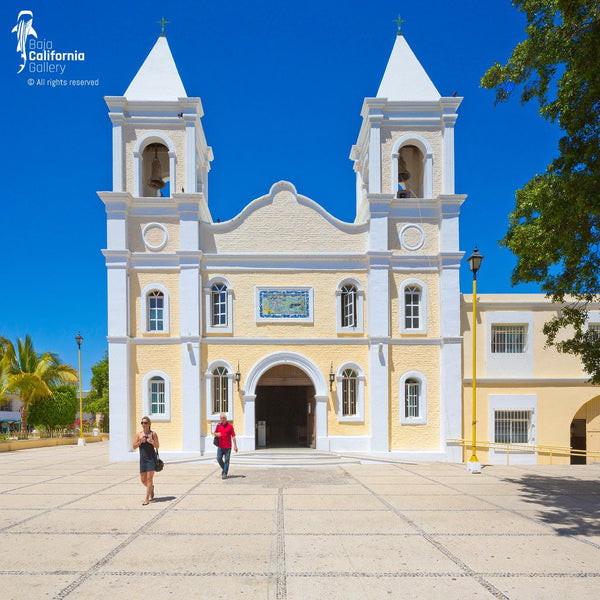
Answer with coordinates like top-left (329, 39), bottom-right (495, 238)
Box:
top-left (75, 333), bottom-right (86, 446)
top-left (467, 247), bottom-right (483, 473)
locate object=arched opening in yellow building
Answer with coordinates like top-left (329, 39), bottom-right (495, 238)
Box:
top-left (254, 365), bottom-right (315, 448)
top-left (571, 394), bottom-right (600, 464)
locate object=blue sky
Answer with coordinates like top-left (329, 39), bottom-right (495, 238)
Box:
top-left (2, 1), bottom-right (560, 386)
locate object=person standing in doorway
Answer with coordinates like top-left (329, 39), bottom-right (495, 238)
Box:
top-left (133, 416), bottom-right (159, 505)
top-left (215, 412), bottom-right (237, 479)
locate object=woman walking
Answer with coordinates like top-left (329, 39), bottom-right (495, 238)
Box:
top-left (133, 416), bottom-right (160, 505)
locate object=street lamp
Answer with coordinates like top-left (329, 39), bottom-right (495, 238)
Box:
top-left (467, 247), bottom-right (483, 473)
top-left (75, 332), bottom-right (85, 446)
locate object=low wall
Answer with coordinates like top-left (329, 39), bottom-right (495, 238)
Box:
top-left (0, 435), bottom-right (108, 452)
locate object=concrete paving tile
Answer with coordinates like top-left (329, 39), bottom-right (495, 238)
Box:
top-left (0, 493), bottom-right (81, 509)
top-left (284, 509), bottom-right (414, 534)
top-left (0, 574), bottom-right (77, 600)
top-left (486, 576), bottom-right (600, 599)
top-left (482, 494), bottom-right (575, 511)
top-left (437, 534), bottom-right (600, 573)
top-left (147, 509), bottom-right (276, 534)
top-left (101, 533), bottom-right (275, 572)
top-left (405, 509), bottom-right (551, 534)
top-left (175, 493), bottom-right (277, 511)
top-left (67, 494), bottom-right (168, 510)
top-left (0, 508), bottom-right (44, 528)
top-left (12, 482), bottom-right (112, 495)
top-left (283, 493), bottom-right (387, 510)
top-left (76, 573), bottom-right (277, 599)
top-left (12, 508), bottom-right (157, 534)
top-left (284, 484), bottom-right (370, 495)
top-left (97, 483), bottom-right (192, 496)
top-left (285, 575), bottom-right (495, 599)
top-left (188, 483), bottom-right (278, 495)
top-left (447, 483), bottom-right (540, 496)
top-left (0, 532), bottom-right (124, 570)
top-left (384, 494), bottom-right (493, 511)
top-left (285, 534), bottom-right (463, 574)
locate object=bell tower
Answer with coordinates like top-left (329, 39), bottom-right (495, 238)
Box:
top-left (351, 31), bottom-right (464, 458)
top-left (100, 35), bottom-right (213, 460)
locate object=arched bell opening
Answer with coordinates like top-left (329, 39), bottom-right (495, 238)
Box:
top-left (142, 143), bottom-right (170, 197)
top-left (397, 144), bottom-right (424, 198)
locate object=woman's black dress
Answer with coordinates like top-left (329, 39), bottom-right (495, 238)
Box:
top-left (139, 436), bottom-right (157, 473)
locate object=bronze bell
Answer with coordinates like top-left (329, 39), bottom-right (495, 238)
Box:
top-left (398, 153), bottom-right (410, 183)
top-left (148, 147), bottom-right (166, 190)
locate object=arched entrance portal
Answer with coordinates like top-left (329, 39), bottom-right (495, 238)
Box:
top-left (255, 365), bottom-right (315, 448)
top-left (570, 395), bottom-right (600, 464)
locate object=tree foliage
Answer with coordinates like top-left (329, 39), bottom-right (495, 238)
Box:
top-left (482, 0), bottom-right (600, 381)
top-left (0, 335), bottom-right (77, 436)
top-left (28, 385), bottom-right (78, 433)
top-left (84, 352), bottom-right (109, 422)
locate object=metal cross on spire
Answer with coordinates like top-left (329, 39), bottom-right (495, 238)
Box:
top-left (157, 16), bottom-right (170, 37)
top-left (393, 14), bottom-right (405, 36)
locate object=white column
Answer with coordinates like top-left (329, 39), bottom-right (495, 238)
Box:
top-left (112, 119), bottom-right (124, 192)
top-left (108, 339), bottom-right (130, 461)
top-left (368, 124), bottom-right (381, 194)
top-left (185, 121), bottom-right (197, 193)
top-left (315, 394), bottom-right (329, 450)
top-left (241, 394), bottom-right (256, 452)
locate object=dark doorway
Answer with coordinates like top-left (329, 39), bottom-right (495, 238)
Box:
top-left (256, 385), bottom-right (312, 447)
top-left (570, 418), bottom-right (587, 464)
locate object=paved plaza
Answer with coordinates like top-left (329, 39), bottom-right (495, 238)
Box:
top-left (1, 442), bottom-right (599, 599)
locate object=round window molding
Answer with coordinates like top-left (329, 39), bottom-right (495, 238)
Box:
top-left (399, 224), bottom-right (425, 251)
top-left (142, 222), bottom-right (169, 251)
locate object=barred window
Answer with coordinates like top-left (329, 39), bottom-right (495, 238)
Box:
top-left (211, 283), bottom-right (228, 326)
top-left (341, 368), bottom-right (358, 416)
top-left (341, 284), bottom-right (357, 328)
top-left (404, 286), bottom-right (421, 330)
top-left (494, 410), bottom-right (531, 444)
top-left (491, 325), bottom-right (526, 353)
top-left (404, 378), bottom-right (420, 419)
top-left (148, 290), bottom-right (164, 331)
top-left (212, 366), bottom-right (228, 414)
top-left (149, 376), bottom-right (165, 414)
top-left (588, 323), bottom-right (600, 337)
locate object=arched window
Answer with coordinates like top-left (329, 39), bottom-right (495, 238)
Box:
top-left (211, 283), bottom-right (227, 326)
top-left (341, 368), bottom-right (358, 416)
top-left (391, 135), bottom-right (433, 199)
top-left (148, 290), bottom-right (164, 331)
top-left (212, 366), bottom-right (228, 414)
top-left (142, 370), bottom-right (171, 421)
top-left (404, 286), bottom-right (421, 330)
top-left (341, 284), bottom-right (357, 328)
top-left (400, 371), bottom-right (427, 425)
top-left (141, 284), bottom-right (170, 334)
top-left (335, 278), bottom-right (364, 334)
top-left (150, 376), bottom-right (166, 415)
top-left (400, 279), bottom-right (427, 335)
top-left (205, 277), bottom-right (233, 334)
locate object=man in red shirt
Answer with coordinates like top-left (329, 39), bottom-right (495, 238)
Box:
top-left (214, 413), bottom-right (238, 479)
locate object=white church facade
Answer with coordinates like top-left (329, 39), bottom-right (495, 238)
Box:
top-left (102, 33), bottom-right (600, 465)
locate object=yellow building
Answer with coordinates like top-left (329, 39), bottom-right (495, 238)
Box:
top-left (101, 33), bottom-right (600, 465)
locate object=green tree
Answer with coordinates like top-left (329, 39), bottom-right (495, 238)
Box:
top-left (482, 1), bottom-right (600, 381)
top-left (28, 385), bottom-right (78, 434)
top-left (84, 352), bottom-right (109, 429)
top-left (0, 335), bottom-right (77, 437)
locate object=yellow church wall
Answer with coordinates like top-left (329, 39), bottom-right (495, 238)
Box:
top-left (130, 343), bottom-right (183, 450)
top-left (129, 271), bottom-right (180, 338)
top-left (205, 272), bottom-right (368, 339)
top-left (128, 217), bottom-right (180, 253)
top-left (380, 129), bottom-right (443, 197)
top-left (202, 343), bottom-right (370, 438)
top-left (389, 220), bottom-right (439, 254)
top-left (204, 187), bottom-right (368, 253)
top-left (123, 127), bottom-right (186, 196)
top-left (390, 272), bottom-right (440, 338)
top-left (390, 345), bottom-right (440, 450)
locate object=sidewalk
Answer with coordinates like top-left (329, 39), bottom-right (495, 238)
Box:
top-left (1, 442), bottom-right (599, 599)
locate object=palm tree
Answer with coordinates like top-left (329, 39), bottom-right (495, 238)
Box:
top-left (0, 335), bottom-right (77, 438)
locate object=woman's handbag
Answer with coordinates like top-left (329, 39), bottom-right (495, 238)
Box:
top-left (213, 424), bottom-right (220, 447)
top-left (155, 449), bottom-right (164, 472)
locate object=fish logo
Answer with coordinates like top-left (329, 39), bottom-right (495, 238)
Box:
top-left (12, 10), bottom-right (37, 73)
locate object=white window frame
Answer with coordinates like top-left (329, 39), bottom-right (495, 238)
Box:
top-left (399, 371), bottom-right (427, 425)
top-left (491, 324), bottom-right (527, 354)
top-left (204, 276), bottom-right (233, 334)
top-left (390, 135), bottom-right (434, 199)
top-left (485, 312), bottom-right (534, 378)
top-left (141, 283), bottom-right (170, 334)
top-left (142, 370), bottom-right (171, 422)
top-left (205, 360), bottom-right (235, 421)
top-left (336, 362), bottom-right (365, 422)
top-left (400, 278), bottom-right (428, 335)
top-left (335, 278), bottom-right (364, 334)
